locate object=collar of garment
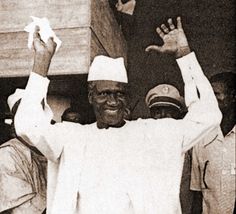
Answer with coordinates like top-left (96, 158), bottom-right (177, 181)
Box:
top-left (203, 126), bottom-right (224, 147)
top-left (226, 124), bottom-right (236, 136)
top-left (203, 125), bottom-right (235, 147)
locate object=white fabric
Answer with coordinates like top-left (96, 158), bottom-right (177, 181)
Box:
top-left (4, 119), bottom-right (12, 125)
top-left (7, 88), bottom-right (25, 111)
top-left (0, 138), bottom-right (47, 213)
top-left (15, 53), bottom-right (222, 214)
top-left (191, 126), bottom-right (236, 214)
top-left (88, 55), bottom-right (128, 83)
top-left (24, 16), bottom-right (62, 52)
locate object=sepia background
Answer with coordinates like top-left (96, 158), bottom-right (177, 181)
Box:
top-left (0, 0), bottom-right (235, 135)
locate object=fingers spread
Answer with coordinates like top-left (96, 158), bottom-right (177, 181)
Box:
top-left (156, 27), bottom-right (165, 39)
top-left (168, 18), bottom-right (175, 30)
top-left (161, 24), bottom-right (169, 33)
top-left (145, 45), bottom-right (162, 52)
top-left (177, 16), bottom-right (183, 29)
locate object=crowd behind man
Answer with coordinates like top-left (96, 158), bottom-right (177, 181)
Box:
top-left (0, 15), bottom-right (235, 214)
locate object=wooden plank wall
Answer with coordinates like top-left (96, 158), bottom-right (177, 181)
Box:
top-left (0, 0), bottom-right (127, 77)
top-left (0, 0), bottom-right (90, 33)
top-left (0, 28), bottom-right (91, 77)
top-left (91, 0), bottom-right (127, 62)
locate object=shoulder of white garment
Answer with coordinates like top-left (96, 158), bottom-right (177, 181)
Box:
top-left (129, 117), bottom-right (180, 132)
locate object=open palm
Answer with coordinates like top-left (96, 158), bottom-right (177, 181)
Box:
top-left (146, 17), bottom-right (189, 56)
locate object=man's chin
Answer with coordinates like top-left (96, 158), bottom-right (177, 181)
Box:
top-left (103, 115), bottom-right (124, 126)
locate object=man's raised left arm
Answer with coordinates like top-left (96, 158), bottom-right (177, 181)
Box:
top-left (146, 17), bottom-right (222, 152)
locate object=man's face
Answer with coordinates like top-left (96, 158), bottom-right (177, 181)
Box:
top-left (150, 105), bottom-right (182, 119)
top-left (211, 81), bottom-right (231, 111)
top-left (62, 112), bottom-right (81, 123)
top-left (89, 80), bottom-right (127, 128)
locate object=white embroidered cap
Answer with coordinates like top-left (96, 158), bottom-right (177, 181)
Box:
top-left (7, 89), bottom-right (25, 111)
top-left (88, 55), bottom-right (128, 83)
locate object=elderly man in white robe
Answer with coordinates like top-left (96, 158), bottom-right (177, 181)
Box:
top-left (14, 17), bottom-right (221, 213)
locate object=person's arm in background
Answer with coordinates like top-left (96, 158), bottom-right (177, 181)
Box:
top-left (190, 145), bottom-right (203, 214)
top-left (14, 27), bottom-right (64, 162)
top-left (145, 17), bottom-right (222, 152)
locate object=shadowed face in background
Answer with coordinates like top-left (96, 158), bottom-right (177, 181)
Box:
top-left (62, 110), bottom-right (81, 123)
top-left (211, 82), bottom-right (232, 112)
top-left (210, 72), bottom-right (236, 114)
top-left (150, 105), bottom-right (182, 119)
top-left (210, 75), bottom-right (236, 135)
top-left (89, 80), bottom-right (127, 129)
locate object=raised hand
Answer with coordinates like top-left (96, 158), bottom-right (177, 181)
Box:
top-left (32, 26), bottom-right (57, 77)
top-left (33, 26), bottom-right (57, 57)
top-left (145, 17), bottom-right (190, 58)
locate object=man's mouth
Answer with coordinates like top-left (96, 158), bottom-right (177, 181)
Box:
top-left (104, 109), bottom-right (119, 114)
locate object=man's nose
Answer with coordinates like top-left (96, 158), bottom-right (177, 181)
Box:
top-left (160, 110), bottom-right (167, 118)
top-left (107, 94), bottom-right (118, 106)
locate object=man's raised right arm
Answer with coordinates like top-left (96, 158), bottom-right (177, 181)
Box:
top-left (15, 27), bottom-right (63, 162)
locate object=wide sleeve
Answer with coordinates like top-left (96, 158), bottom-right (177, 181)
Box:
top-left (190, 145), bottom-right (202, 191)
top-left (176, 52), bottom-right (222, 153)
top-left (14, 72), bottom-right (65, 162)
top-left (0, 147), bottom-right (35, 212)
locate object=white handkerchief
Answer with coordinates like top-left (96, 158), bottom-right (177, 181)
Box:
top-left (24, 16), bottom-right (62, 51)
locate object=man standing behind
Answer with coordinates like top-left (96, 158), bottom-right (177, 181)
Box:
top-left (0, 90), bottom-right (47, 214)
top-left (15, 17), bottom-right (221, 213)
top-left (191, 72), bottom-right (236, 214)
top-left (145, 84), bottom-right (185, 120)
top-left (145, 84), bottom-right (194, 214)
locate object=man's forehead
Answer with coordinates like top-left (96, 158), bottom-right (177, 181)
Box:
top-left (212, 81), bottom-right (227, 92)
top-left (151, 105), bottom-right (181, 112)
top-left (94, 80), bottom-right (126, 91)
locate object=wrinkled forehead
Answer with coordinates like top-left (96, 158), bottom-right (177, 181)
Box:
top-left (94, 80), bottom-right (127, 92)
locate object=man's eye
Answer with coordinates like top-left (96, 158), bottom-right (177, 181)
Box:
top-left (117, 92), bottom-right (124, 97)
top-left (99, 92), bottom-right (108, 96)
